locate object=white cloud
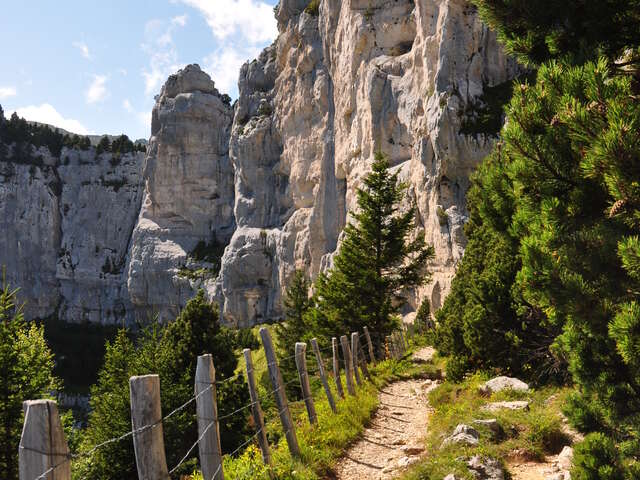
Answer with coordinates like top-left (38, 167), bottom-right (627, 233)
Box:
top-left (9, 104), bottom-right (89, 135)
top-left (0, 86), bottom-right (17, 99)
top-left (203, 44), bottom-right (263, 95)
top-left (86, 74), bottom-right (108, 104)
top-left (178, 0), bottom-right (276, 43)
top-left (172, 14), bottom-right (188, 27)
top-left (73, 41), bottom-right (92, 60)
top-left (123, 99), bottom-right (152, 132)
top-left (141, 18), bottom-right (187, 95)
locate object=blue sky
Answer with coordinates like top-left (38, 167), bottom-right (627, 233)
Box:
top-left (0, 0), bottom-right (278, 140)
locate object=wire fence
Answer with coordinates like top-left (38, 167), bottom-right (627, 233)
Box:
top-left (19, 325), bottom-right (410, 480)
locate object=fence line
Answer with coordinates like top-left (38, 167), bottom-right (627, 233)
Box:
top-left (19, 325), bottom-right (411, 480)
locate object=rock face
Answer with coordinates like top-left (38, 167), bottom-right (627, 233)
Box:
top-left (127, 64), bottom-right (234, 322)
top-left (2, 1), bottom-right (518, 326)
top-left (214, 0), bottom-right (519, 325)
top-left (0, 143), bottom-right (144, 323)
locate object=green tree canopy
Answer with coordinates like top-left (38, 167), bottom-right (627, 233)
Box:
top-left (0, 278), bottom-right (59, 480)
top-left (471, 0), bottom-right (640, 67)
top-left (312, 152), bottom-right (434, 351)
top-left (76, 290), bottom-right (250, 479)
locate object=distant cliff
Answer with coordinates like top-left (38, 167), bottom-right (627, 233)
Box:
top-left (1, 0), bottom-right (518, 327)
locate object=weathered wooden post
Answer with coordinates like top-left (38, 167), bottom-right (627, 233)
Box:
top-left (340, 335), bottom-right (356, 395)
top-left (332, 337), bottom-right (345, 398)
top-left (260, 327), bottom-right (300, 457)
top-left (363, 326), bottom-right (376, 364)
top-left (358, 343), bottom-right (371, 380)
top-left (295, 342), bottom-right (317, 425)
top-left (310, 338), bottom-right (337, 413)
top-left (130, 374), bottom-right (170, 480)
top-left (195, 355), bottom-right (224, 480)
top-left (351, 333), bottom-right (362, 386)
top-left (19, 400), bottom-right (71, 480)
top-left (243, 349), bottom-right (271, 466)
top-left (400, 327), bottom-right (408, 352)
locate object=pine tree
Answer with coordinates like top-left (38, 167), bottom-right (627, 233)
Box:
top-left (274, 270), bottom-right (312, 398)
top-left (76, 291), bottom-right (250, 479)
top-left (0, 278), bottom-right (59, 480)
top-left (313, 152), bottom-right (434, 351)
top-left (471, 0), bottom-right (640, 67)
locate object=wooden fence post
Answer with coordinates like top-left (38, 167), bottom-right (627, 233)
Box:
top-left (400, 328), bottom-right (408, 352)
top-left (351, 333), bottom-right (362, 386)
top-left (130, 374), bottom-right (170, 480)
top-left (260, 327), bottom-right (300, 458)
top-left (358, 343), bottom-right (371, 380)
top-left (363, 326), bottom-right (376, 364)
top-left (340, 335), bottom-right (356, 395)
top-left (332, 337), bottom-right (345, 398)
top-left (295, 342), bottom-right (317, 425)
top-left (19, 400), bottom-right (71, 480)
top-left (195, 355), bottom-right (224, 480)
top-left (243, 349), bottom-right (271, 466)
top-left (311, 338), bottom-right (337, 413)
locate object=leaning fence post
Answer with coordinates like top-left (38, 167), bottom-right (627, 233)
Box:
top-left (260, 327), bottom-right (300, 458)
top-left (363, 326), bottom-right (376, 364)
top-left (351, 333), bottom-right (362, 386)
top-left (19, 400), bottom-right (71, 480)
top-left (195, 355), bottom-right (224, 480)
top-left (340, 335), bottom-right (356, 395)
top-left (311, 338), bottom-right (337, 413)
top-left (295, 342), bottom-right (317, 425)
top-left (358, 343), bottom-right (371, 380)
top-left (130, 374), bottom-right (170, 480)
top-left (243, 349), bottom-right (271, 466)
top-left (332, 337), bottom-right (345, 398)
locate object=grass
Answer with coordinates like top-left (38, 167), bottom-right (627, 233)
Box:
top-left (397, 372), bottom-right (572, 480)
top-left (190, 334), bottom-right (440, 479)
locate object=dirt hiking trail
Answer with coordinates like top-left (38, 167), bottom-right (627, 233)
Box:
top-left (333, 346), bottom-right (438, 480)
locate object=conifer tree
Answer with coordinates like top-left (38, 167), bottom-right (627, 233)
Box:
top-left (313, 152), bottom-right (433, 351)
top-left (275, 270), bottom-right (312, 397)
top-left (76, 291), bottom-right (250, 479)
top-left (0, 279), bottom-right (59, 480)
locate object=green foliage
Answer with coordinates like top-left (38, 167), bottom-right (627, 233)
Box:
top-left (312, 152), bottom-right (434, 353)
top-left (304, 0), bottom-right (320, 16)
top-left (0, 277), bottom-right (59, 480)
top-left (572, 433), bottom-right (625, 480)
top-left (470, 0), bottom-right (640, 67)
top-left (75, 291), bottom-right (250, 479)
top-left (399, 375), bottom-right (570, 480)
top-left (275, 270), bottom-right (312, 398)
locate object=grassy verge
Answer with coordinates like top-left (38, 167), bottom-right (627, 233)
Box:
top-left (191, 337), bottom-right (439, 480)
top-left (397, 373), bottom-right (572, 480)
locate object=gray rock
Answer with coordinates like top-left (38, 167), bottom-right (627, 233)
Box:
top-left (480, 376), bottom-right (529, 395)
top-left (467, 456), bottom-right (505, 480)
top-left (444, 475), bottom-right (460, 480)
top-left (443, 424), bottom-right (479, 447)
top-left (557, 446), bottom-right (574, 470)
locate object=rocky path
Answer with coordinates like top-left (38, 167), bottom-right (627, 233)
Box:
top-left (333, 347), bottom-right (437, 480)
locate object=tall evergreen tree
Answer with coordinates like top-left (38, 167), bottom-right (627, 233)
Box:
top-left (0, 278), bottom-right (59, 480)
top-left (76, 291), bottom-right (250, 479)
top-left (274, 270), bottom-right (312, 398)
top-left (313, 152), bottom-right (434, 351)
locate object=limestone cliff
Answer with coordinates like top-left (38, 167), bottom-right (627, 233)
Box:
top-left (0, 140), bottom-right (144, 323)
top-left (214, 0), bottom-right (518, 326)
top-left (1, 0), bottom-right (518, 327)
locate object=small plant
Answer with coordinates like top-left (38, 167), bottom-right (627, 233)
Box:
top-left (305, 0), bottom-right (320, 15)
top-left (257, 101), bottom-right (273, 117)
top-left (436, 206), bottom-right (449, 226)
top-left (364, 5), bottom-right (374, 21)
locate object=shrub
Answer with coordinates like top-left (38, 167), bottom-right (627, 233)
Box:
top-left (305, 0), bottom-right (320, 15)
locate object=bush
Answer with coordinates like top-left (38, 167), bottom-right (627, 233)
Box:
top-left (572, 433), bottom-right (625, 480)
top-left (305, 0), bottom-right (320, 15)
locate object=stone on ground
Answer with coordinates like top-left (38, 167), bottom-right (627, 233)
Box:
top-left (443, 424), bottom-right (479, 447)
top-left (480, 376), bottom-right (529, 395)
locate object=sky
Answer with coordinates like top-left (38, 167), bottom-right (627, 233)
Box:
top-left (0, 0), bottom-right (279, 140)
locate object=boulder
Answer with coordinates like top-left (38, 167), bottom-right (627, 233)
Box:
top-left (467, 455), bottom-right (505, 480)
top-left (557, 446), bottom-right (573, 470)
top-left (480, 376), bottom-right (529, 395)
top-left (443, 424), bottom-right (479, 447)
